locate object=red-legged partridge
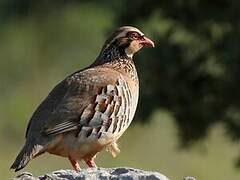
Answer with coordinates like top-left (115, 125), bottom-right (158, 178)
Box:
top-left (11, 26), bottom-right (154, 171)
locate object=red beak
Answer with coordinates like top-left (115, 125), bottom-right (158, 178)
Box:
top-left (139, 36), bottom-right (155, 47)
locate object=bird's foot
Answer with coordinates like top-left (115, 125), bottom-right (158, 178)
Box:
top-left (68, 156), bottom-right (81, 172)
top-left (85, 159), bottom-right (97, 168)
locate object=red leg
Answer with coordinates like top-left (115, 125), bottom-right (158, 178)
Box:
top-left (68, 156), bottom-right (81, 171)
top-left (85, 159), bottom-right (97, 168)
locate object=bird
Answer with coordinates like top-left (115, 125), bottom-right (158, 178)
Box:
top-left (11, 26), bottom-right (154, 172)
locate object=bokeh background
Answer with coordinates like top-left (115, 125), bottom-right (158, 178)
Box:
top-left (1, 0), bottom-right (240, 179)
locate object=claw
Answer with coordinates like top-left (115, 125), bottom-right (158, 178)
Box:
top-left (85, 159), bottom-right (97, 168)
top-left (68, 156), bottom-right (81, 171)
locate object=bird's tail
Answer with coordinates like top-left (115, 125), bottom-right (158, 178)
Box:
top-left (10, 143), bottom-right (44, 172)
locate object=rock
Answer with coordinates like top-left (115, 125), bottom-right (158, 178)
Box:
top-left (14, 167), bottom-right (169, 180)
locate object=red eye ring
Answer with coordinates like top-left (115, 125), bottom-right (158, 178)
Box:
top-left (129, 32), bottom-right (140, 39)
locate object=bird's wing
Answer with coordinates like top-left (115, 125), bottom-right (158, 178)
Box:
top-left (40, 67), bottom-right (132, 137)
top-left (25, 79), bottom-right (70, 138)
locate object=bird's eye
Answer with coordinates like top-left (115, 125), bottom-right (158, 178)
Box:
top-left (129, 32), bottom-right (140, 39)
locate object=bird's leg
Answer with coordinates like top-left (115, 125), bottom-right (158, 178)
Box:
top-left (68, 156), bottom-right (81, 171)
top-left (85, 159), bottom-right (97, 168)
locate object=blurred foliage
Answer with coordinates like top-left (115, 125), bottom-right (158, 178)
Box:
top-left (1, 0), bottom-right (240, 175)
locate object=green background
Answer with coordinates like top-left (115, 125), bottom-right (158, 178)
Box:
top-left (0, 2), bottom-right (240, 179)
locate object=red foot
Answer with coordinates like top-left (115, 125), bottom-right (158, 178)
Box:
top-left (85, 159), bottom-right (97, 168)
top-left (68, 156), bottom-right (81, 171)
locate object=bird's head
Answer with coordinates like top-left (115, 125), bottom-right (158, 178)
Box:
top-left (97, 26), bottom-right (154, 62)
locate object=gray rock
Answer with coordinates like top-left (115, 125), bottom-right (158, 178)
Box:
top-left (13, 167), bottom-right (169, 180)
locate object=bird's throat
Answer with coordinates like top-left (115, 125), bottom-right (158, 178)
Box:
top-left (90, 45), bottom-right (137, 81)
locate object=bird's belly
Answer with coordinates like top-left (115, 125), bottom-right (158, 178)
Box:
top-left (47, 132), bottom-right (110, 160)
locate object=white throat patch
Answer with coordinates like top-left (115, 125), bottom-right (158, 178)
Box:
top-left (125, 40), bottom-right (143, 58)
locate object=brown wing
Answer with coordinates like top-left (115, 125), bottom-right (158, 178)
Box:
top-left (40, 67), bottom-right (132, 137)
top-left (25, 79), bottom-right (70, 138)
